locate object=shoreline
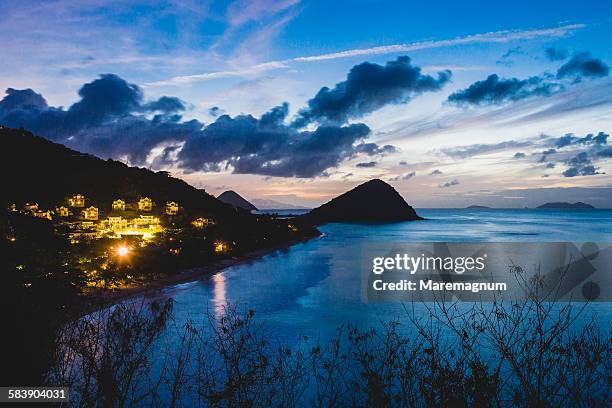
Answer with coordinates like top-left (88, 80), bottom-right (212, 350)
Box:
top-left (86, 234), bottom-right (321, 309)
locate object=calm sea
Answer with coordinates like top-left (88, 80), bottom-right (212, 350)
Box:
top-left (144, 208), bottom-right (612, 342)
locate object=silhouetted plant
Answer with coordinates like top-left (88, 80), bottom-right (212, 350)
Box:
top-left (47, 266), bottom-right (611, 407)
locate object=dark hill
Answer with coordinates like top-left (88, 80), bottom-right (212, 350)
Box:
top-left (0, 127), bottom-right (238, 220)
top-left (467, 205), bottom-right (490, 209)
top-left (301, 179), bottom-right (422, 225)
top-left (536, 202), bottom-right (595, 209)
top-left (218, 190), bottom-right (258, 211)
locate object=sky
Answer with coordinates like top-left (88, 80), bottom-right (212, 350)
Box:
top-left (1, 0), bottom-right (612, 207)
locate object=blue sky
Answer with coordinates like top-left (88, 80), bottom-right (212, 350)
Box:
top-left (1, 0), bottom-right (612, 207)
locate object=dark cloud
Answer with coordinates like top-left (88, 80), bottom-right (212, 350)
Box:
top-left (354, 143), bottom-right (397, 155)
top-left (145, 96), bottom-right (186, 114)
top-left (293, 56), bottom-right (451, 126)
top-left (556, 52), bottom-right (610, 80)
top-left (208, 106), bottom-right (223, 117)
top-left (69, 74), bottom-right (144, 126)
top-left (447, 74), bottom-right (562, 106)
top-left (598, 148), bottom-right (612, 158)
top-left (545, 47), bottom-right (568, 61)
top-left (390, 171), bottom-right (416, 181)
top-left (562, 152), bottom-right (603, 177)
top-left (0, 74), bottom-right (393, 178)
top-left (513, 152), bottom-right (526, 159)
top-left (429, 169), bottom-right (443, 175)
top-left (440, 140), bottom-right (532, 159)
top-left (496, 46), bottom-right (524, 66)
top-left (546, 162), bottom-right (556, 169)
top-left (555, 132), bottom-right (608, 148)
top-left (169, 109), bottom-right (375, 178)
top-left (538, 148), bottom-right (557, 162)
top-left (0, 88), bottom-right (48, 111)
top-left (439, 179), bottom-right (459, 188)
top-left (449, 51), bottom-right (608, 106)
top-left (399, 161), bottom-right (408, 166)
top-left (356, 161), bottom-right (377, 168)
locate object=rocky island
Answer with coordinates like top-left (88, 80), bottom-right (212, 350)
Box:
top-left (300, 179), bottom-right (423, 225)
top-left (218, 190), bottom-right (258, 212)
top-left (536, 202), bottom-right (595, 209)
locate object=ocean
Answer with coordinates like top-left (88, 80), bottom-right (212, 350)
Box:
top-left (100, 208), bottom-right (612, 404)
top-left (145, 208), bottom-right (612, 341)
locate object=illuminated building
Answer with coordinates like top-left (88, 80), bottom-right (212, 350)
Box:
top-left (81, 221), bottom-right (95, 229)
top-left (138, 197), bottom-right (153, 211)
top-left (133, 215), bottom-right (159, 226)
top-left (33, 210), bottom-right (53, 220)
top-left (103, 215), bottom-right (163, 240)
top-left (69, 194), bottom-right (85, 207)
top-left (57, 206), bottom-right (70, 217)
top-left (112, 199), bottom-right (126, 211)
top-left (214, 241), bottom-right (228, 253)
top-left (23, 203), bottom-right (39, 212)
top-left (8, 203), bottom-right (17, 212)
top-left (192, 217), bottom-right (215, 228)
top-left (83, 206), bottom-right (99, 220)
top-left (106, 216), bottom-right (128, 230)
top-left (166, 201), bottom-right (179, 215)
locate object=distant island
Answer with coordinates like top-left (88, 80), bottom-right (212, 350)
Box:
top-left (252, 198), bottom-right (310, 210)
top-left (536, 202), bottom-right (595, 209)
top-left (467, 205), bottom-right (490, 209)
top-left (217, 190), bottom-right (258, 212)
top-left (301, 179), bottom-right (422, 225)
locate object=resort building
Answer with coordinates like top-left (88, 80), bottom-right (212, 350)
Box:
top-left (83, 206), bottom-right (99, 220)
top-left (69, 194), bottom-right (85, 207)
top-left (192, 217), bottom-right (215, 228)
top-left (133, 215), bottom-right (159, 226)
top-left (112, 199), bottom-right (126, 211)
top-left (106, 216), bottom-right (128, 230)
top-left (214, 241), bottom-right (229, 253)
top-left (57, 206), bottom-right (70, 217)
top-left (138, 197), bottom-right (153, 211)
top-left (23, 203), bottom-right (39, 212)
top-left (33, 210), bottom-right (53, 220)
top-left (166, 201), bottom-right (179, 215)
top-left (81, 221), bottom-right (95, 229)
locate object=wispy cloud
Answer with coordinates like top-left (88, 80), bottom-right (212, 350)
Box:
top-left (148, 24), bottom-right (585, 86)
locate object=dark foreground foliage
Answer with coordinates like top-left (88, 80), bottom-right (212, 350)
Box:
top-left (48, 293), bottom-right (611, 407)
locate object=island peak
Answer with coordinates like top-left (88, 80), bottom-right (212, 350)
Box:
top-left (301, 179), bottom-right (422, 225)
top-left (217, 190), bottom-right (258, 211)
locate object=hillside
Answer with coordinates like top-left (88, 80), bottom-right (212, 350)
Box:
top-left (0, 127), bottom-right (237, 220)
top-left (301, 179), bottom-right (422, 225)
top-left (218, 190), bottom-right (258, 211)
